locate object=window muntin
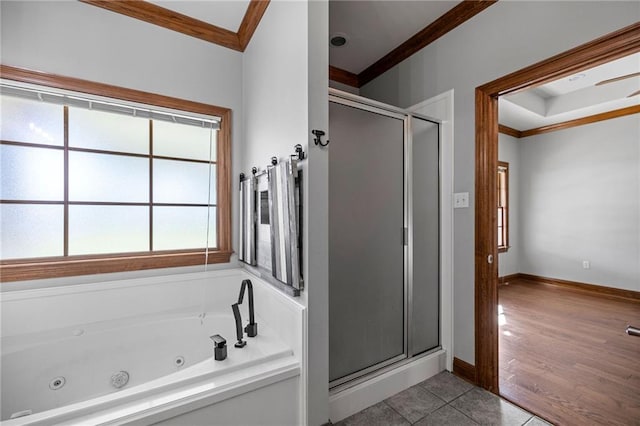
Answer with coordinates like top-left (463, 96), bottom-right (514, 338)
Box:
top-left (497, 161), bottom-right (509, 252)
top-left (0, 74), bottom-right (230, 280)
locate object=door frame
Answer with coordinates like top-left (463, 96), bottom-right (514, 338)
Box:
top-left (474, 22), bottom-right (640, 392)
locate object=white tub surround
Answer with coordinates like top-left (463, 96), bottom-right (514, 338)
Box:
top-left (1, 269), bottom-right (305, 426)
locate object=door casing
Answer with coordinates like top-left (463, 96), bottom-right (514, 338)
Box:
top-left (474, 22), bottom-right (640, 392)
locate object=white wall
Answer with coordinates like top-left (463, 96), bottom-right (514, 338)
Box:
top-left (242, 1), bottom-right (329, 424)
top-left (518, 115), bottom-right (639, 292)
top-left (360, 1), bottom-right (640, 365)
top-left (498, 133), bottom-right (520, 277)
top-left (241, 1), bottom-right (308, 172)
top-left (0, 0), bottom-right (244, 255)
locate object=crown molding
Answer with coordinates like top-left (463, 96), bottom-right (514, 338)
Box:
top-left (498, 124), bottom-right (522, 138)
top-left (329, 66), bottom-right (359, 88)
top-left (358, 0), bottom-right (497, 87)
top-left (80, 0), bottom-right (270, 52)
top-left (330, 1), bottom-right (497, 88)
top-left (519, 104), bottom-right (640, 137)
top-left (238, 1), bottom-right (270, 50)
top-left (499, 104), bottom-right (640, 138)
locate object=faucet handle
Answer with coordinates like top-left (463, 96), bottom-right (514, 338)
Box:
top-left (232, 303), bottom-right (247, 348)
top-left (210, 334), bottom-right (227, 361)
top-left (244, 322), bottom-right (258, 338)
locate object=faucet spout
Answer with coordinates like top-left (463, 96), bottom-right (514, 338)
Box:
top-left (238, 279), bottom-right (258, 337)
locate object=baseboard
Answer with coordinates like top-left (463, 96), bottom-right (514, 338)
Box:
top-left (498, 273), bottom-right (520, 286)
top-left (452, 357), bottom-right (476, 385)
top-left (519, 273), bottom-right (640, 301)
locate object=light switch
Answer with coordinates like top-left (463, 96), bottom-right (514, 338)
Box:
top-left (454, 192), bottom-right (469, 208)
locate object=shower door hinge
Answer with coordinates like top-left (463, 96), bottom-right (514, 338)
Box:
top-left (403, 227), bottom-right (408, 246)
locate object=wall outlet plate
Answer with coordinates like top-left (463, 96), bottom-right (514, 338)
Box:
top-left (454, 192), bottom-right (469, 208)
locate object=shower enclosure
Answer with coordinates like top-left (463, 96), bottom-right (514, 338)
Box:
top-left (329, 89), bottom-right (440, 388)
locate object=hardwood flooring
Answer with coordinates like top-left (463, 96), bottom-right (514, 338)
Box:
top-left (498, 278), bottom-right (640, 426)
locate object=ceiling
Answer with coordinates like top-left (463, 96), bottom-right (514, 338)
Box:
top-left (327, 0), bottom-right (638, 130)
top-left (500, 52), bottom-right (640, 130)
top-left (329, 0), bottom-right (460, 74)
top-left (147, 0), bottom-right (250, 32)
top-left (84, 1), bottom-right (638, 131)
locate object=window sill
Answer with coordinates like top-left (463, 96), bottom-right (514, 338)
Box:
top-left (0, 250), bottom-right (233, 283)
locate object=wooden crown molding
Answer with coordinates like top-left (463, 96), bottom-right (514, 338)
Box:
top-left (80, 0), bottom-right (270, 52)
top-left (475, 21), bottom-right (640, 393)
top-left (499, 104), bottom-right (640, 138)
top-left (358, 0), bottom-right (497, 87)
top-left (329, 66), bottom-right (359, 88)
top-left (498, 124), bottom-right (522, 138)
top-left (519, 105), bottom-right (640, 137)
top-left (330, 1), bottom-right (497, 88)
top-left (238, 1), bottom-right (270, 51)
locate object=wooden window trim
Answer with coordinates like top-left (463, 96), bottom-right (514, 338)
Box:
top-left (497, 161), bottom-right (509, 253)
top-left (475, 22), bottom-right (640, 393)
top-left (0, 64), bottom-right (232, 282)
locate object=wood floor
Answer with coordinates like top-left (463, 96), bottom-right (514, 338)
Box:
top-left (498, 278), bottom-right (640, 426)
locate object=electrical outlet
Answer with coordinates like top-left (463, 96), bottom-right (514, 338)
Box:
top-left (454, 192), bottom-right (469, 208)
top-left (582, 260), bottom-right (590, 269)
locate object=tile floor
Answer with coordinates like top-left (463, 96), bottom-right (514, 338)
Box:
top-left (333, 371), bottom-right (553, 426)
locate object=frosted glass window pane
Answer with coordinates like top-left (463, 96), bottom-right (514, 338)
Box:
top-left (69, 205), bottom-right (149, 255)
top-left (153, 206), bottom-right (216, 250)
top-left (0, 145), bottom-right (64, 200)
top-left (153, 121), bottom-right (216, 161)
top-left (0, 94), bottom-right (64, 146)
top-left (69, 152), bottom-right (148, 202)
top-left (68, 107), bottom-right (149, 154)
top-left (0, 204), bottom-right (63, 259)
top-left (153, 160), bottom-right (216, 204)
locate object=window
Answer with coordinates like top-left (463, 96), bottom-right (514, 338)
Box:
top-left (0, 65), bottom-right (231, 281)
top-left (497, 161), bottom-right (509, 252)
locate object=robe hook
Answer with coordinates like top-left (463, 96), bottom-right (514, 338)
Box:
top-left (312, 130), bottom-right (329, 147)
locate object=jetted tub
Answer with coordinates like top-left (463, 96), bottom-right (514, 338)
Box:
top-left (0, 269), bottom-right (305, 425)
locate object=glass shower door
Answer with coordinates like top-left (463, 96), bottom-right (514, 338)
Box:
top-left (409, 116), bottom-right (440, 355)
top-left (329, 101), bottom-right (406, 384)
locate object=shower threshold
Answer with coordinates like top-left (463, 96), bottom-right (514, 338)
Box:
top-left (329, 346), bottom-right (442, 393)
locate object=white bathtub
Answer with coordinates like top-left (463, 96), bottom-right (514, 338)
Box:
top-left (0, 269), bottom-right (305, 425)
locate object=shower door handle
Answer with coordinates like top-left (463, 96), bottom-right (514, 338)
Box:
top-left (626, 325), bottom-right (640, 337)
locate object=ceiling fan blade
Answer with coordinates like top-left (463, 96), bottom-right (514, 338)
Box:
top-left (595, 72), bottom-right (640, 86)
top-left (628, 89), bottom-right (640, 98)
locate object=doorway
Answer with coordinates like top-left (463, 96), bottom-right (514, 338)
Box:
top-left (474, 19), bottom-right (640, 409)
